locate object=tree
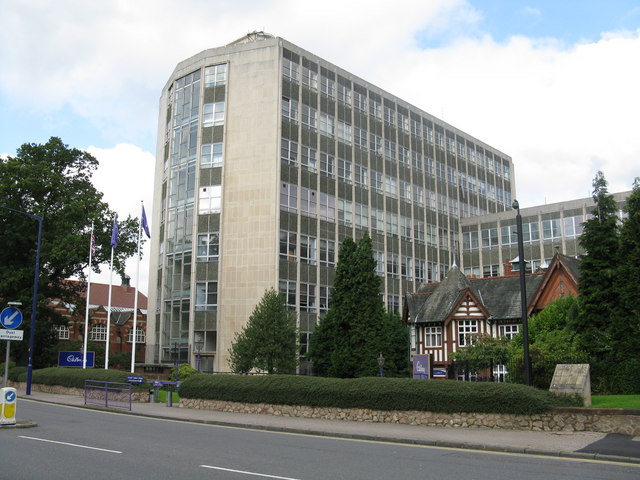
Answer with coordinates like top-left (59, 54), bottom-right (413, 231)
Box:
top-left (574, 171), bottom-right (620, 357)
top-left (611, 178), bottom-right (640, 393)
top-left (451, 334), bottom-right (511, 373)
top-left (229, 289), bottom-right (297, 374)
top-left (309, 233), bottom-right (408, 377)
top-left (0, 137), bottom-right (139, 367)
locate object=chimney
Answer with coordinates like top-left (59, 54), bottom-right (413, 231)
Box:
top-left (504, 259), bottom-right (513, 276)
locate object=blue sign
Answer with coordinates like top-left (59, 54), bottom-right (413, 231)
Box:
top-left (127, 376), bottom-right (145, 384)
top-left (0, 307), bottom-right (23, 329)
top-left (413, 354), bottom-right (430, 379)
top-left (433, 369), bottom-right (447, 378)
top-left (5, 390), bottom-right (16, 402)
top-left (58, 351), bottom-right (95, 368)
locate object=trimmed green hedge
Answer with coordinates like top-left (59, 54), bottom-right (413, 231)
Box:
top-left (8, 367), bottom-right (150, 389)
top-left (178, 375), bottom-right (581, 415)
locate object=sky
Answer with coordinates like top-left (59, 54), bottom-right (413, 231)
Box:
top-left (1, 0), bottom-right (639, 294)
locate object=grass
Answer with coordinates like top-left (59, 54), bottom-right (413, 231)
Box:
top-left (590, 395), bottom-right (640, 409)
top-left (155, 390), bottom-right (180, 404)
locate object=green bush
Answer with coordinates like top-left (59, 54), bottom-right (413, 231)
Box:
top-left (169, 363), bottom-right (198, 382)
top-left (178, 375), bottom-right (581, 415)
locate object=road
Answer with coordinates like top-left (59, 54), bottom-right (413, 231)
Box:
top-left (1, 401), bottom-right (638, 480)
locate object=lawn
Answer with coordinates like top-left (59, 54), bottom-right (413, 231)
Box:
top-left (590, 395), bottom-right (640, 409)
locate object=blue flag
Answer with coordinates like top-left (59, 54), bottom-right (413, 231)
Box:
top-left (141, 205), bottom-right (151, 239)
top-left (111, 216), bottom-right (119, 248)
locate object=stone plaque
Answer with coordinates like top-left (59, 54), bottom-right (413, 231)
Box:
top-left (549, 364), bottom-right (591, 406)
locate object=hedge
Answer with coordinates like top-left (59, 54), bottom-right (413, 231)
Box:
top-left (7, 367), bottom-right (150, 389)
top-left (178, 374), bottom-right (581, 415)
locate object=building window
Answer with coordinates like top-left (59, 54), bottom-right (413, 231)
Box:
top-left (338, 199), bottom-right (352, 226)
top-left (319, 192), bottom-right (336, 222)
top-left (319, 112), bottom-right (335, 137)
top-left (458, 320), bottom-right (478, 347)
top-left (198, 185), bottom-right (222, 214)
top-left (337, 84), bottom-right (351, 105)
top-left (205, 64), bottom-right (227, 87)
top-left (371, 209), bottom-right (385, 234)
top-left (354, 127), bottom-right (367, 150)
top-left (319, 239), bottom-right (336, 267)
top-left (374, 251), bottom-right (385, 276)
top-left (320, 76), bottom-right (335, 98)
top-left (369, 134), bottom-right (382, 155)
top-left (424, 326), bottom-right (442, 347)
top-left (370, 170), bottom-right (383, 194)
top-left (369, 98), bottom-right (382, 120)
top-left (127, 328), bottom-right (146, 343)
top-left (386, 253), bottom-right (399, 279)
top-left (483, 264), bottom-right (500, 277)
top-left (301, 104), bottom-right (317, 130)
top-left (401, 256), bottom-right (413, 280)
top-left (415, 259), bottom-right (426, 283)
top-left (338, 159), bottom-right (352, 184)
top-left (57, 324), bottom-right (70, 340)
top-left (543, 218), bottom-right (562, 240)
top-left (301, 146), bottom-right (317, 173)
top-left (203, 102), bottom-right (225, 127)
top-left (299, 283), bottom-right (316, 312)
top-left (90, 324), bottom-right (107, 342)
top-left (384, 140), bottom-right (396, 162)
top-left (399, 180), bottom-right (411, 203)
top-left (280, 183), bottom-right (297, 212)
top-left (197, 233), bottom-right (219, 262)
top-left (281, 97), bottom-right (299, 122)
top-left (499, 324), bottom-right (520, 339)
top-left (400, 216), bottom-right (412, 240)
top-left (354, 203), bottom-right (368, 229)
top-left (201, 143), bottom-right (223, 168)
top-left (386, 212), bottom-right (398, 237)
top-left (302, 67), bottom-right (318, 89)
top-left (387, 294), bottom-right (400, 314)
top-left (319, 152), bottom-right (335, 178)
top-left (319, 285), bottom-right (331, 313)
top-left (300, 234), bottom-right (317, 265)
top-left (282, 58), bottom-right (299, 82)
top-left (354, 91), bottom-right (366, 112)
top-left (300, 187), bottom-right (317, 217)
top-left (354, 164), bottom-right (368, 188)
top-left (384, 106), bottom-right (395, 126)
top-left (336, 121), bottom-right (352, 145)
top-left (279, 280), bottom-right (296, 309)
top-left (281, 139), bottom-right (298, 166)
top-left (279, 230), bottom-right (297, 261)
top-left (195, 281), bottom-right (218, 311)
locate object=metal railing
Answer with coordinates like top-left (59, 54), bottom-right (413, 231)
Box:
top-left (84, 380), bottom-right (132, 410)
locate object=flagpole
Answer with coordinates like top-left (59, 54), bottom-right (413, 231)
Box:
top-left (82, 222), bottom-right (94, 369)
top-left (131, 202), bottom-right (143, 373)
top-left (105, 215), bottom-right (118, 370)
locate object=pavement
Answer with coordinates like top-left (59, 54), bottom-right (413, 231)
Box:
top-left (7, 389), bottom-right (640, 465)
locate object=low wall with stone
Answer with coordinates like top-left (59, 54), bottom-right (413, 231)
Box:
top-left (180, 398), bottom-right (640, 436)
top-left (11, 381), bottom-right (150, 403)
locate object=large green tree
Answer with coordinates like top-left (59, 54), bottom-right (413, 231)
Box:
top-left (574, 171), bottom-right (620, 357)
top-left (0, 137), bottom-right (139, 367)
top-left (309, 233), bottom-right (408, 378)
top-left (228, 288), bottom-right (297, 374)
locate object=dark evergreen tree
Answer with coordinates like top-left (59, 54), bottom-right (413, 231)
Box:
top-left (309, 233), bottom-right (408, 377)
top-left (575, 171), bottom-right (620, 358)
top-left (611, 178), bottom-right (640, 392)
top-left (228, 288), bottom-right (297, 374)
top-left (0, 137), bottom-right (139, 367)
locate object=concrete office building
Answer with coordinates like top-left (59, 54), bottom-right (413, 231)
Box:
top-left (146, 32), bottom-right (515, 372)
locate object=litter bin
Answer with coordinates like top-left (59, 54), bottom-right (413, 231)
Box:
top-left (0, 387), bottom-right (17, 425)
top-left (166, 383), bottom-right (172, 407)
top-left (150, 381), bottom-right (162, 403)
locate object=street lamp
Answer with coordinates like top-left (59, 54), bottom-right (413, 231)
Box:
top-left (512, 200), bottom-right (532, 386)
top-left (0, 206), bottom-right (42, 396)
top-left (194, 332), bottom-right (204, 373)
top-left (377, 352), bottom-right (385, 377)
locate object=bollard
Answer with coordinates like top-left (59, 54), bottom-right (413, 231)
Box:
top-left (0, 387), bottom-right (17, 425)
top-left (166, 384), bottom-right (172, 407)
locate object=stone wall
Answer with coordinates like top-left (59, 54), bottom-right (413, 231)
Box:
top-left (180, 398), bottom-right (640, 436)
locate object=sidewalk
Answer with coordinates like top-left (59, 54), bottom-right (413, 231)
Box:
top-left (13, 389), bottom-right (640, 465)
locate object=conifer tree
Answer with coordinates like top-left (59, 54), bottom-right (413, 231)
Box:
top-left (228, 289), bottom-right (297, 374)
top-left (309, 233), bottom-right (408, 377)
top-left (575, 171), bottom-right (620, 358)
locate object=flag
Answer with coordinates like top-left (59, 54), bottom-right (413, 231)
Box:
top-left (110, 216), bottom-right (119, 248)
top-left (141, 205), bottom-right (151, 239)
top-left (90, 232), bottom-right (96, 255)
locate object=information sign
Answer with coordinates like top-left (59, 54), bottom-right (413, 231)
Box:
top-left (0, 329), bottom-right (24, 341)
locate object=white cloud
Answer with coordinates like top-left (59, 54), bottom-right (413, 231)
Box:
top-left (85, 143), bottom-right (155, 294)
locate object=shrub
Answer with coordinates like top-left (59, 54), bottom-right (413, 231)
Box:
top-left (9, 367), bottom-right (150, 389)
top-left (178, 375), bottom-right (580, 415)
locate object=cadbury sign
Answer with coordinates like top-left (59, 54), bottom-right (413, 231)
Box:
top-left (58, 351), bottom-right (95, 368)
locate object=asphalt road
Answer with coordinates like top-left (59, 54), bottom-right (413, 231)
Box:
top-left (1, 401), bottom-right (638, 480)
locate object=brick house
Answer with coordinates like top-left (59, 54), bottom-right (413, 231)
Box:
top-left (404, 252), bottom-right (580, 379)
top-left (50, 279), bottom-right (148, 364)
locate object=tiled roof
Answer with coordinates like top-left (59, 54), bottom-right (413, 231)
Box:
top-left (406, 267), bottom-right (544, 324)
top-left (64, 280), bottom-right (148, 310)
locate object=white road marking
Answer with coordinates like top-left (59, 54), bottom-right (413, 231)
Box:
top-left (200, 465), bottom-right (302, 480)
top-left (19, 436), bottom-right (122, 454)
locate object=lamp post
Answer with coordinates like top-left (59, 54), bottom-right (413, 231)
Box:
top-left (1, 206), bottom-right (42, 396)
top-left (512, 200), bottom-right (532, 386)
top-left (194, 333), bottom-right (204, 373)
top-left (377, 352), bottom-right (385, 377)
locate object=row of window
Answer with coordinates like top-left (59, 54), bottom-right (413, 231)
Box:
top-left (421, 323), bottom-right (519, 348)
top-left (463, 215), bottom-right (586, 251)
top-left (58, 324), bottom-right (146, 343)
top-left (279, 280), bottom-right (331, 313)
top-left (281, 59), bottom-right (510, 180)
